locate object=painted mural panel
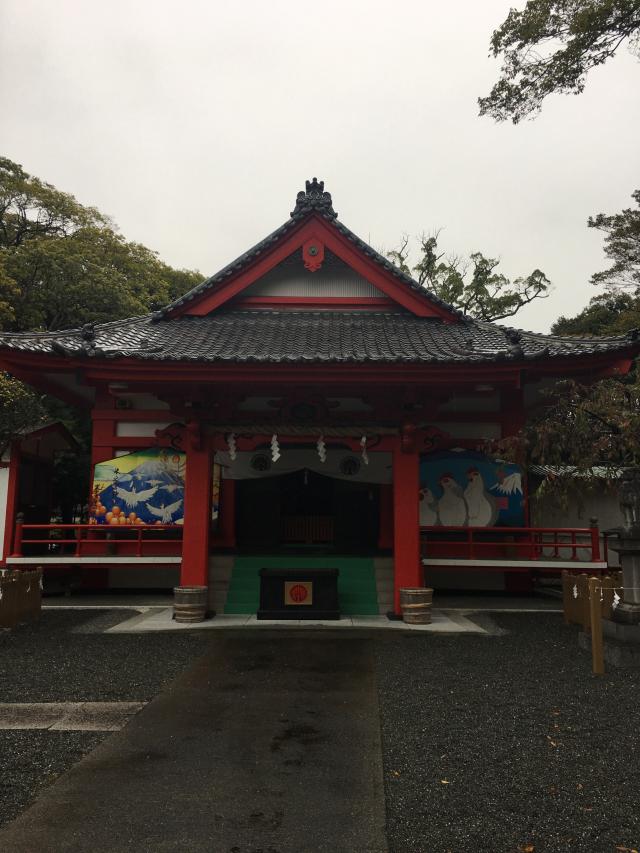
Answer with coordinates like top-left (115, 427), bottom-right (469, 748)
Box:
top-left (91, 448), bottom-right (185, 525)
top-left (419, 450), bottom-right (525, 527)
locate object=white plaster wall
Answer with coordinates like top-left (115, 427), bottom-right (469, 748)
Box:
top-left (531, 489), bottom-right (623, 567)
top-left (115, 421), bottom-right (170, 437)
top-left (438, 394), bottom-right (500, 413)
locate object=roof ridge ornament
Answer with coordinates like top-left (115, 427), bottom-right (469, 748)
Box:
top-left (291, 178), bottom-right (338, 221)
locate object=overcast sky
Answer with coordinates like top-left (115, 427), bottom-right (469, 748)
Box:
top-left (1, 0), bottom-right (638, 332)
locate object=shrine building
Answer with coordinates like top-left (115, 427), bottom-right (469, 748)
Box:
top-left (1, 179), bottom-right (639, 615)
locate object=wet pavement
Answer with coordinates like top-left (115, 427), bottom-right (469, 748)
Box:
top-left (0, 631), bottom-right (387, 853)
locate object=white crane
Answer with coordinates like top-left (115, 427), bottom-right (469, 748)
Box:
top-left (146, 498), bottom-right (183, 524)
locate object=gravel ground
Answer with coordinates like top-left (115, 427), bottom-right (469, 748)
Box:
top-left (3, 610), bottom-right (640, 851)
top-left (0, 610), bottom-right (207, 702)
top-left (376, 613), bottom-right (640, 853)
top-left (0, 610), bottom-right (208, 828)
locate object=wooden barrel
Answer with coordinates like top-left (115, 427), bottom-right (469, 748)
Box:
top-left (400, 587), bottom-right (433, 624)
top-left (173, 586), bottom-right (208, 623)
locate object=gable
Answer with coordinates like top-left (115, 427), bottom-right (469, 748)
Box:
top-left (239, 250), bottom-right (388, 304)
top-left (160, 181), bottom-right (462, 323)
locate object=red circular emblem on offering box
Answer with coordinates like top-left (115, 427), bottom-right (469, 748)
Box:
top-left (289, 584), bottom-right (308, 603)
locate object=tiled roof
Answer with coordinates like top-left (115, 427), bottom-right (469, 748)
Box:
top-left (155, 178), bottom-right (466, 320)
top-left (1, 310), bottom-right (636, 364)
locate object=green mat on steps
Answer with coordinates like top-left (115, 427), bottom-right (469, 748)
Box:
top-left (224, 555), bottom-right (379, 615)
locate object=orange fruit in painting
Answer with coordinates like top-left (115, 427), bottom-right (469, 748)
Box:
top-left (112, 506), bottom-right (121, 517)
top-left (135, 518), bottom-right (144, 525)
top-left (105, 512), bottom-right (113, 522)
top-left (118, 516), bottom-right (127, 524)
top-left (128, 512), bottom-right (137, 521)
top-left (109, 517), bottom-right (119, 525)
top-left (155, 520), bottom-right (162, 525)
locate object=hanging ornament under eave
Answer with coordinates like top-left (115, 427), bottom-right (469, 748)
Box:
top-left (613, 590), bottom-right (621, 610)
top-left (227, 432), bottom-right (237, 462)
top-left (271, 434), bottom-right (281, 462)
top-left (317, 434), bottom-right (327, 463)
top-left (360, 435), bottom-right (369, 465)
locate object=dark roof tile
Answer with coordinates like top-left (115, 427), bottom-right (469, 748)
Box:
top-left (1, 311), bottom-right (636, 365)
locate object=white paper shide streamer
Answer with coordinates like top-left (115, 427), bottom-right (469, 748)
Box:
top-left (227, 432), bottom-right (237, 462)
top-left (360, 435), bottom-right (369, 466)
top-left (317, 435), bottom-right (327, 463)
top-left (271, 434), bottom-right (281, 463)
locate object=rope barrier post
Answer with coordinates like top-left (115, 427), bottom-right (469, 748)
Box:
top-left (588, 576), bottom-right (605, 676)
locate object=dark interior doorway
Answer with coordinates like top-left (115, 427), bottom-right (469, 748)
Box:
top-left (235, 470), bottom-right (379, 553)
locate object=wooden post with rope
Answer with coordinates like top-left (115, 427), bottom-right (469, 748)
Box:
top-left (588, 576), bottom-right (605, 676)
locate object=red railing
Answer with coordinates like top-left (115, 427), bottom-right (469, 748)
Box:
top-left (420, 525), bottom-right (604, 564)
top-left (11, 522), bottom-right (183, 559)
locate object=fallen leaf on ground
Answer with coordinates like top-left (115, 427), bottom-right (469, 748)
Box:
top-left (517, 844), bottom-right (535, 852)
top-left (440, 779), bottom-right (450, 784)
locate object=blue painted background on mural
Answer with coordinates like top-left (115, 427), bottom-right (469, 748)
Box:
top-left (419, 450), bottom-right (525, 527)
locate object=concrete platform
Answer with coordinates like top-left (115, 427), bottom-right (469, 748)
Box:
top-left (106, 608), bottom-right (486, 634)
top-left (0, 702), bottom-right (145, 731)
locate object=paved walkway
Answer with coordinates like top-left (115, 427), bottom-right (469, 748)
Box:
top-left (106, 607), bottom-right (485, 633)
top-left (0, 632), bottom-right (388, 853)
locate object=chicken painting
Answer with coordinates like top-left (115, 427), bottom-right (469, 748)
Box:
top-left (419, 487), bottom-right (440, 526)
top-left (437, 473), bottom-right (468, 526)
top-left (464, 468), bottom-right (498, 527)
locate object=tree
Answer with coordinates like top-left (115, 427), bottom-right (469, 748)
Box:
top-left (0, 157), bottom-right (203, 511)
top-left (589, 188), bottom-right (640, 289)
top-left (0, 373), bottom-right (46, 458)
top-left (494, 371), bottom-right (640, 479)
top-left (552, 289), bottom-right (640, 334)
top-left (479, 0), bottom-right (640, 123)
top-left (0, 157), bottom-right (202, 331)
top-left (387, 232), bottom-right (550, 321)
top-left (551, 191), bottom-right (640, 335)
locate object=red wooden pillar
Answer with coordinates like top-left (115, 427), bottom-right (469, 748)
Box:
top-left (2, 441), bottom-right (21, 563)
top-left (392, 437), bottom-right (421, 614)
top-left (180, 427), bottom-right (212, 588)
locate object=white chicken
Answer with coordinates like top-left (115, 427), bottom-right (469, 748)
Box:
top-left (437, 474), bottom-right (468, 526)
top-left (464, 468), bottom-right (497, 527)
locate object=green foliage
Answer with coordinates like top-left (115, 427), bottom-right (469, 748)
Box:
top-left (551, 192), bottom-right (640, 335)
top-left (0, 157), bottom-right (202, 506)
top-left (493, 373), bottom-right (640, 476)
top-left (553, 289), bottom-right (640, 334)
top-left (589, 189), bottom-right (640, 289)
top-left (479, 0), bottom-right (640, 123)
top-left (387, 232), bottom-right (550, 321)
top-left (0, 372), bottom-right (46, 457)
top-left (0, 157), bottom-right (201, 331)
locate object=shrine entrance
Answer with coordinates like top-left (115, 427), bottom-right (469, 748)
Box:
top-left (235, 469), bottom-right (380, 554)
